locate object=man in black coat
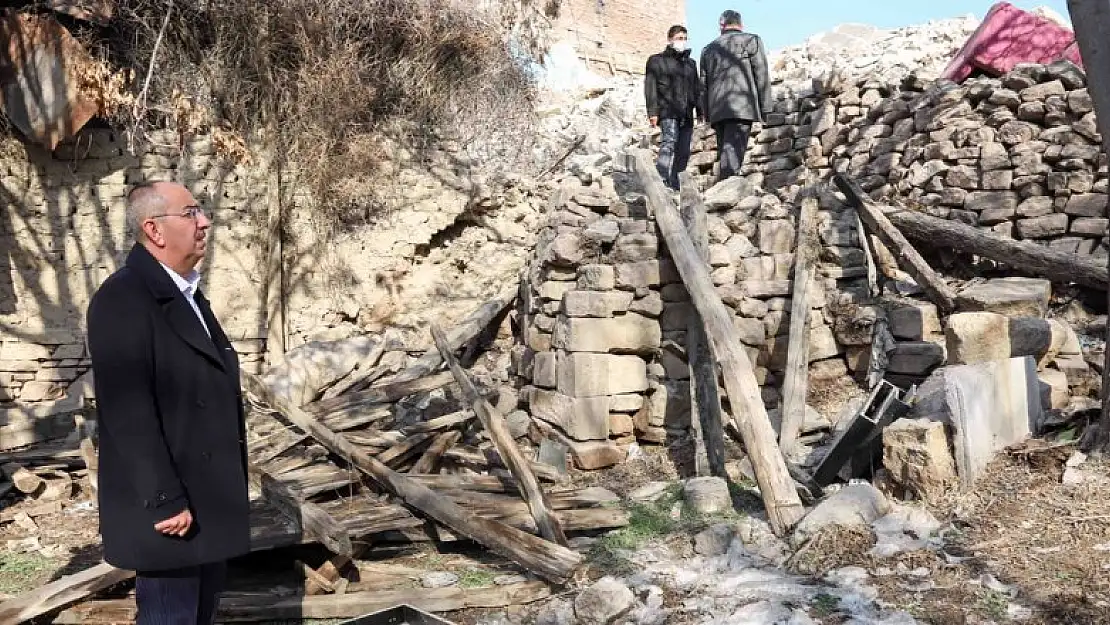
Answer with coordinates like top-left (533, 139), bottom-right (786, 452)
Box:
top-left (645, 24), bottom-right (702, 190)
top-left (86, 181), bottom-right (250, 625)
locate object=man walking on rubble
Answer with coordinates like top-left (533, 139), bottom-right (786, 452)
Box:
top-left (645, 24), bottom-right (702, 190)
top-left (87, 181), bottom-right (250, 625)
top-left (700, 10), bottom-right (773, 182)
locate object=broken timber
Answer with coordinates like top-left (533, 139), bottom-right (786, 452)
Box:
top-left (779, 195), bottom-right (819, 454)
top-left (679, 172), bottom-right (727, 478)
top-left (303, 371), bottom-right (456, 419)
top-left (836, 172), bottom-right (1110, 290)
top-left (247, 458), bottom-right (353, 556)
top-left (633, 149), bottom-right (805, 536)
top-left (240, 372), bottom-right (582, 583)
top-left (430, 324), bottom-right (568, 546)
top-left (0, 562), bottom-right (133, 625)
top-left (833, 172), bottom-right (958, 312)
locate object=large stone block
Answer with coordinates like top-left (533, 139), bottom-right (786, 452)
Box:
top-left (757, 220), bottom-right (795, 254)
top-left (945, 312), bottom-right (1010, 365)
top-left (529, 388), bottom-right (610, 441)
top-left (886, 341), bottom-right (945, 376)
top-left (1016, 213), bottom-right (1068, 239)
top-left (562, 291), bottom-right (634, 318)
top-left (1065, 193), bottom-right (1108, 217)
top-left (577, 264), bottom-right (615, 291)
top-left (557, 353), bottom-right (648, 398)
top-left (552, 314), bottom-right (661, 353)
top-left (889, 302), bottom-right (941, 341)
top-left (614, 261), bottom-right (661, 290)
top-left (532, 351), bottom-right (557, 388)
top-left (882, 419), bottom-right (957, 503)
top-left (955, 277), bottom-right (1051, 318)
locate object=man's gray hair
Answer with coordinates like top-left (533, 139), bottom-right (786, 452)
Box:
top-left (126, 182), bottom-right (167, 241)
top-left (720, 10), bottom-right (742, 26)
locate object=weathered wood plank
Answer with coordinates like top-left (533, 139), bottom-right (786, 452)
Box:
top-left (376, 433), bottom-right (435, 469)
top-left (833, 173), bottom-right (957, 310)
top-left (779, 195), bottom-right (819, 454)
top-left (410, 430), bottom-right (462, 474)
top-left (401, 410), bottom-right (473, 435)
top-left (304, 371), bottom-right (456, 418)
top-left (0, 562), bottom-right (133, 625)
top-left (633, 149), bottom-right (805, 536)
top-left (679, 172), bottom-right (727, 478)
top-left (431, 324), bottom-right (568, 546)
top-left (248, 459), bottom-right (353, 556)
top-left (240, 372), bottom-right (582, 583)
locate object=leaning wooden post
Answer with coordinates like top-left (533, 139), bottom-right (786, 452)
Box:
top-left (678, 172), bottom-right (728, 478)
top-left (633, 150), bottom-right (805, 535)
top-left (779, 195), bottom-right (819, 454)
top-left (1067, 0), bottom-right (1110, 451)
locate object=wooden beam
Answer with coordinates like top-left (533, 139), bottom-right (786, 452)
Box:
top-left (375, 433), bottom-right (436, 469)
top-left (382, 288), bottom-right (518, 387)
top-left (247, 460), bottom-right (353, 556)
top-left (833, 172), bottom-right (957, 312)
top-left (1067, 0), bottom-right (1110, 451)
top-left (401, 410), bottom-right (473, 435)
top-left (633, 149), bottom-right (805, 536)
top-left (0, 562), bottom-right (132, 625)
top-left (53, 582), bottom-right (553, 623)
top-left (430, 324), bottom-right (568, 547)
top-left (678, 172), bottom-right (727, 478)
top-left (779, 195), bottom-right (819, 454)
top-left (410, 430), bottom-right (462, 474)
top-left (304, 371), bottom-right (456, 418)
top-left (0, 463), bottom-right (42, 495)
top-left (240, 372), bottom-right (581, 583)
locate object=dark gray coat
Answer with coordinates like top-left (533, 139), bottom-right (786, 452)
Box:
top-left (700, 30), bottom-right (773, 125)
top-left (87, 243), bottom-right (250, 572)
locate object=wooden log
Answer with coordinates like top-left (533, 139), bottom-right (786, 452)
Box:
top-left (871, 202), bottom-right (1108, 290)
top-left (297, 559), bottom-right (336, 594)
top-left (0, 463), bottom-right (43, 495)
top-left (55, 582), bottom-right (553, 623)
top-left (240, 372), bottom-right (582, 583)
top-left (633, 149), bottom-right (805, 536)
top-left (247, 460), bottom-right (353, 556)
top-left (304, 371), bottom-right (456, 418)
top-left (383, 287), bottom-right (518, 387)
top-left (410, 430), bottom-right (462, 474)
top-left (832, 172), bottom-right (957, 312)
top-left (0, 562), bottom-right (133, 625)
top-left (679, 172), bottom-right (727, 479)
top-left (430, 324), bottom-right (568, 547)
top-left (779, 195), bottom-right (819, 454)
top-left (1068, 0), bottom-right (1110, 450)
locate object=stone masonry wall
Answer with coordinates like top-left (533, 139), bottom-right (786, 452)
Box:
top-left (553, 0), bottom-right (686, 75)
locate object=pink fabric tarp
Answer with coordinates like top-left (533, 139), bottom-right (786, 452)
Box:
top-left (941, 2), bottom-right (1083, 83)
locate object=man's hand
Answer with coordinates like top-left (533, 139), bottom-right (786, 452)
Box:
top-left (154, 508), bottom-right (193, 537)
top-left (649, 116), bottom-right (659, 127)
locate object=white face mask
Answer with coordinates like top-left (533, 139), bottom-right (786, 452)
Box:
top-left (670, 40), bottom-right (688, 52)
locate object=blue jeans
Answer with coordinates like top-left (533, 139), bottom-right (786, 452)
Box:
top-left (657, 118), bottom-right (694, 190)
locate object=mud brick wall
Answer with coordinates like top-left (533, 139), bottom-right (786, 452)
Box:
top-left (553, 0), bottom-right (686, 74)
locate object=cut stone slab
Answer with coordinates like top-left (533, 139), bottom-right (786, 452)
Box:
top-left (532, 351), bottom-right (558, 388)
top-left (945, 312), bottom-right (1010, 365)
top-left (912, 357), bottom-right (1042, 489)
top-left (886, 341), bottom-right (945, 375)
top-left (793, 484), bottom-right (892, 544)
top-left (889, 302), bottom-right (941, 341)
top-left (562, 291), bottom-right (634, 318)
top-left (882, 419), bottom-right (957, 503)
top-left (557, 353), bottom-right (647, 398)
top-left (529, 389), bottom-right (610, 440)
top-left (1039, 368), bottom-right (1070, 410)
top-left (552, 314), bottom-right (661, 353)
top-left (567, 440), bottom-right (625, 470)
top-left (955, 277), bottom-right (1051, 318)
top-left (1007, 317), bottom-right (1053, 362)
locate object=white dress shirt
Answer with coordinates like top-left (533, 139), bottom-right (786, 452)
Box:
top-left (159, 262), bottom-right (211, 337)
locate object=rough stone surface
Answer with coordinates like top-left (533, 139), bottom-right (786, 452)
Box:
top-left (553, 314), bottom-right (662, 353)
top-left (574, 576), bottom-right (634, 625)
top-left (882, 419), bottom-right (957, 502)
top-left (530, 389), bottom-right (610, 440)
top-left (557, 353), bottom-right (647, 398)
top-left (886, 342), bottom-right (945, 375)
top-left (945, 312), bottom-right (1010, 365)
top-left (683, 477), bottom-right (732, 515)
top-left (955, 278), bottom-right (1052, 318)
top-left (889, 302), bottom-right (941, 341)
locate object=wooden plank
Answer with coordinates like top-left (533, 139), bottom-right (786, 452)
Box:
top-left (401, 410), bottom-right (473, 435)
top-left (1067, 0), bottom-right (1110, 451)
top-left (832, 173), bottom-right (957, 311)
top-left (0, 445), bottom-right (81, 467)
top-left (779, 195), bottom-right (819, 454)
top-left (305, 544), bottom-right (370, 596)
top-left (430, 324), bottom-right (568, 547)
top-left (679, 172), bottom-right (727, 479)
top-left (411, 430), bottom-right (462, 474)
top-left (319, 406), bottom-right (393, 432)
top-left (240, 372), bottom-right (582, 583)
top-left (0, 562), bottom-right (132, 625)
top-left (304, 371), bottom-right (456, 418)
top-left (381, 287), bottom-right (518, 387)
top-left (53, 582), bottom-right (553, 623)
top-left (345, 430), bottom-right (405, 448)
top-left (407, 473), bottom-right (519, 493)
top-left (248, 459), bottom-right (353, 556)
top-left (376, 432), bottom-right (436, 468)
top-left (441, 447), bottom-right (561, 482)
top-left (633, 149), bottom-right (805, 536)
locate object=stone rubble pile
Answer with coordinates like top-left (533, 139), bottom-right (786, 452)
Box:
top-left (769, 17), bottom-right (981, 94)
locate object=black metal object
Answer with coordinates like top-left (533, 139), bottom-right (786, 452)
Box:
top-left (811, 380), bottom-right (912, 486)
top-left (338, 604), bottom-right (455, 625)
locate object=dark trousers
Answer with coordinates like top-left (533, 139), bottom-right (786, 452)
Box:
top-left (656, 117), bottom-right (694, 190)
top-left (714, 119), bottom-right (753, 183)
top-left (135, 562), bottom-right (227, 625)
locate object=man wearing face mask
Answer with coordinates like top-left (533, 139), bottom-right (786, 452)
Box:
top-left (645, 24), bottom-right (702, 190)
top-left (701, 10), bottom-right (772, 182)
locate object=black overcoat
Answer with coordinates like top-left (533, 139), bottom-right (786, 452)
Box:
top-left (86, 243), bottom-right (250, 572)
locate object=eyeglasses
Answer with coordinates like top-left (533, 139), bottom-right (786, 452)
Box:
top-left (149, 205), bottom-right (207, 222)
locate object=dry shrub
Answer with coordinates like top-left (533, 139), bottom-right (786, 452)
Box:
top-left (90, 0), bottom-right (544, 227)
